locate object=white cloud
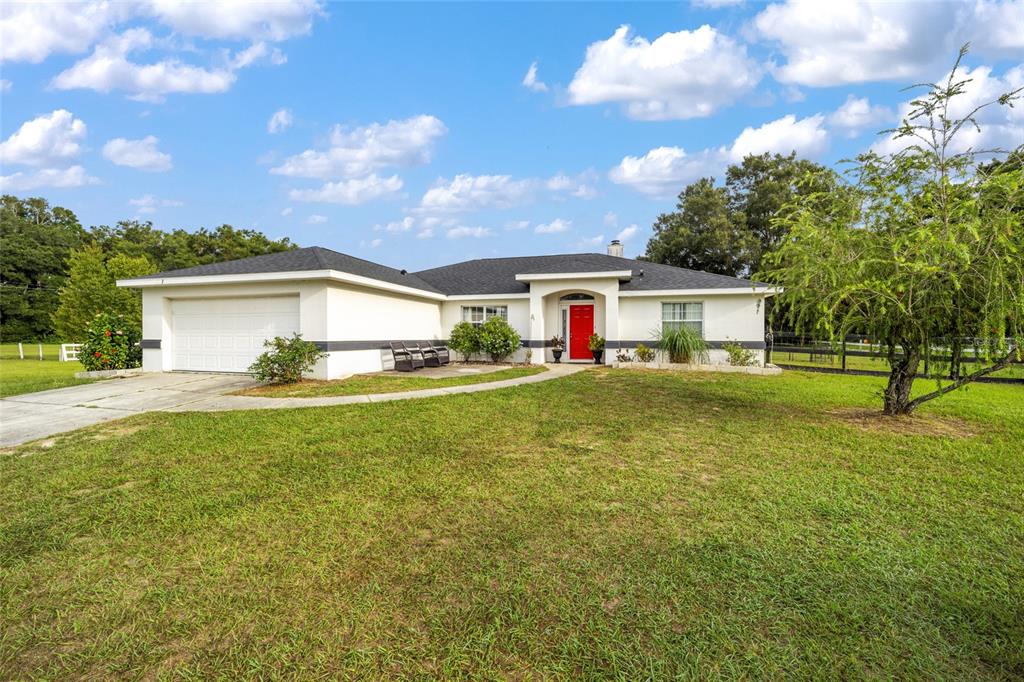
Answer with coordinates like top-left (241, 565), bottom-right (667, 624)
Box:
top-left (535, 218), bottom-right (571, 234)
top-left (567, 24), bottom-right (761, 120)
top-left (102, 135), bottom-right (173, 171)
top-left (369, 238), bottom-right (382, 248)
top-left (267, 108), bottom-right (294, 134)
top-left (577, 234), bottom-right (606, 248)
top-left (0, 1), bottom-right (117, 63)
top-left (1, 1), bottom-right (323, 67)
top-left (828, 95), bottom-right (892, 137)
top-left (281, 206), bottom-right (293, 216)
top-left (446, 225), bottom-right (494, 239)
top-left (522, 61), bottom-right (548, 92)
top-left (546, 172), bottom-right (598, 199)
top-left (873, 64), bottom-right (1024, 156)
top-left (306, 214), bottom-right (327, 224)
top-left (416, 227), bottom-right (434, 239)
top-left (375, 216), bottom-right (415, 233)
top-left (128, 194), bottom-right (182, 214)
top-left (51, 29), bottom-right (239, 102)
top-left (146, 0), bottom-right (323, 42)
top-left (753, 1), bottom-right (1023, 87)
top-left (271, 115), bottom-right (447, 179)
top-left (602, 211), bottom-right (618, 228)
top-left (0, 110), bottom-right (87, 166)
top-left (288, 174), bottom-right (403, 204)
top-left (616, 224), bottom-right (640, 242)
top-left (505, 219), bottom-right (530, 230)
top-left (609, 113), bottom-right (829, 197)
top-left (0, 79), bottom-right (11, 92)
top-left (420, 174), bottom-right (534, 212)
top-left (0, 166), bottom-right (99, 191)
top-left (966, 0), bottom-right (1024, 52)
top-left (728, 113), bottom-right (828, 161)
top-left (609, 146), bottom-right (721, 197)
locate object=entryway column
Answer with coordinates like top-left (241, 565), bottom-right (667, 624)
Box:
top-left (604, 288), bottom-right (620, 359)
top-left (528, 287), bottom-right (545, 364)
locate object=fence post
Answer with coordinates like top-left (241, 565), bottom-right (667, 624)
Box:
top-left (38, 342), bottom-right (43, 360)
top-left (841, 337), bottom-right (847, 372)
top-left (765, 330), bottom-right (773, 366)
top-left (18, 342), bottom-right (24, 359)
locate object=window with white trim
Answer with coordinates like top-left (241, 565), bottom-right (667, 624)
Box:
top-left (461, 305), bottom-right (508, 326)
top-left (662, 302), bottom-right (703, 336)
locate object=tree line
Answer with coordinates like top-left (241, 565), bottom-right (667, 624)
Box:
top-left (0, 195), bottom-right (296, 341)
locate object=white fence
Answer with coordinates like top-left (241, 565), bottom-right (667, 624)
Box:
top-left (60, 343), bottom-right (82, 362)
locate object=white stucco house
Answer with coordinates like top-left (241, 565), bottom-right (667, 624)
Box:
top-left (117, 240), bottom-right (776, 379)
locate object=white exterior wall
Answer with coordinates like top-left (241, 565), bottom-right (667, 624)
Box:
top-left (140, 280), bottom-right (444, 379)
top-left (140, 280), bottom-right (327, 374)
top-left (440, 299), bottom-right (530, 362)
top-left (324, 283), bottom-right (442, 375)
top-left (619, 293), bottom-right (766, 365)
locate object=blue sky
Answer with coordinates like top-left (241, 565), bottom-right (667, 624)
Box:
top-left (1, 1), bottom-right (1022, 270)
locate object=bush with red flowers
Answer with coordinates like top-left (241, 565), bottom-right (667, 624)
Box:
top-left (80, 312), bottom-right (141, 371)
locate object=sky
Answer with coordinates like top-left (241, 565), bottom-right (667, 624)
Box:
top-left (1, 1), bottom-right (1022, 271)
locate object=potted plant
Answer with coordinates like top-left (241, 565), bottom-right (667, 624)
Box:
top-left (549, 335), bottom-right (564, 363)
top-left (588, 333), bottom-right (605, 364)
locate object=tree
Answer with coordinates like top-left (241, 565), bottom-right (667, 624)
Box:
top-left (52, 246), bottom-right (155, 341)
top-left (644, 179), bottom-right (753, 276)
top-left (760, 47), bottom-right (1023, 415)
top-left (643, 153), bottom-right (827, 277)
top-left (0, 196), bottom-right (87, 340)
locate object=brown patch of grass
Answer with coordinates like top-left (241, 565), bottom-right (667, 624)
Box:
top-left (826, 407), bottom-right (977, 438)
top-left (87, 423), bottom-right (146, 441)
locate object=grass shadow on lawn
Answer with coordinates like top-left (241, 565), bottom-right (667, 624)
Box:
top-left (1, 368), bottom-right (1022, 679)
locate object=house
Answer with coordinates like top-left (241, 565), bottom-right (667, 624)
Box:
top-left (117, 241), bottom-right (776, 378)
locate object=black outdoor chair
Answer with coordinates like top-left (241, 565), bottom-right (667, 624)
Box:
top-left (418, 341), bottom-right (441, 367)
top-left (390, 341), bottom-right (422, 372)
top-left (401, 342), bottom-right (426, 370)
top-left (431, 341), bottom-right (450, 365)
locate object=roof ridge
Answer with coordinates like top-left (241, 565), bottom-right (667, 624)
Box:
top-left (308, 245), bottom-right (328, 269)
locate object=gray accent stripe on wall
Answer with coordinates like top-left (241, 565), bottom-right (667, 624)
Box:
top-left (310, 339), bottom-right (765, 352)
top-left (606, 340), bottom-right (765, 350)
top-left (140, 339), bottom-right (161, 349)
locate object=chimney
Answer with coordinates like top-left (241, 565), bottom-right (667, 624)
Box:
top-left (607, 239), bottom-right (624, 257)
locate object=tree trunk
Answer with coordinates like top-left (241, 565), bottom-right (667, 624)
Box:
top-left (883, 349), bottom-right (920, 415)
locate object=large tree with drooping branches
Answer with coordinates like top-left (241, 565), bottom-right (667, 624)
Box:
top-left (760, 46), bottom-right (1023, 415)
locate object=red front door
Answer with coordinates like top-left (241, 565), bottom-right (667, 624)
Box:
top-left (569, 305), bottom-right (594, 360)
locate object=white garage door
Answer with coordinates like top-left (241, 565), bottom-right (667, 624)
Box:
top-left (171, 296), bottom-right (300, 372)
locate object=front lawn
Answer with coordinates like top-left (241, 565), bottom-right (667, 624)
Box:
top-left (0, 343), bottom-right (93, 397)
top-left (2, 369), bottom-right (1022, 678)
top-left (238, 365), bottom-right (547, 397)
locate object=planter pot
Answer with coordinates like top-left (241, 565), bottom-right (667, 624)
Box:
top-left (591, 349), bottom-right (604, 364)
top-left (552, 349), bottom-right (563, 363)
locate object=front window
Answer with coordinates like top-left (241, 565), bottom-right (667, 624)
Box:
top-left (462, 305), bottom-right (508, 326)
top-left (662, 302), bottom-right (703, 337)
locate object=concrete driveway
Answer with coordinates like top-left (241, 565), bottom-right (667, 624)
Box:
top-left (0, 373), bottom-right (256, 448)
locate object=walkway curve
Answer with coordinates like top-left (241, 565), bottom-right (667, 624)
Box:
top-left (165, 363), bottom-right (589, 412)
top-left (1, 364), bottom-right (589, 447)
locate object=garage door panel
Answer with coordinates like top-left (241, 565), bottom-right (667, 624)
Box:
top-left (171, 296), bottom-right (300, 373)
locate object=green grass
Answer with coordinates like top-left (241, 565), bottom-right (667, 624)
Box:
top-left (239, 365), bottom-right (547, 397)
top-left (2, 369), bottom-right (1022, 679)
top-left (0, 343), bottom-right (94, 397)
top-left (774, 349), bottom-right (1024, 379)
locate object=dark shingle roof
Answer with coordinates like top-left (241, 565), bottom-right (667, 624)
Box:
top-left (136, 246), bottom-right (444, 294)
top-left (135, 247), bottom-right (763, 296)
top-left (414, 253), bottom-right (763, 295)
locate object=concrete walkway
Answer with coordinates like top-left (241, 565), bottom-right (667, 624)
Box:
top-left (0, 364), bottom-right (587, 447)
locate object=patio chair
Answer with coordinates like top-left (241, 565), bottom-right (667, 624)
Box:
top-left (390, 341), bottom-right (421, 372)
top-left (401, 341), bottom-right (426, 370)
top-left (431, 341), bottom-right (450, 365)
top-left (418, 341), bottom-right (441, 367)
